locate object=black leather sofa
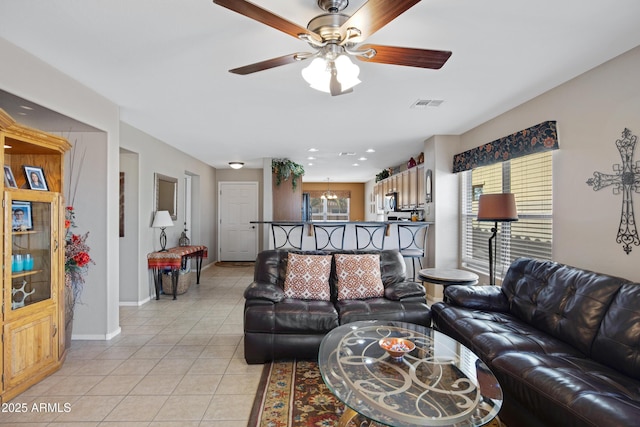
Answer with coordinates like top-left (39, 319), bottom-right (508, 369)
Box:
top-left (243, 249), bottom-right (431, 364)
top-left (431, 257), bottom-right (640, 427)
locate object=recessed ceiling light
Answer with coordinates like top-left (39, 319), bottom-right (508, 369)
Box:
top-left (308, 162), bottom-right (314, 166)
top-left (308, 148), bottom-right (319, 152)
top-left (307, 156), bottom-right (316, 160)
top-left (366, 149), bottom-right (375, 153)
top-left (229, 162), bottom-right (244, 169)
top-left (352, 163), bottom-right (359, 166)
top-left (358, 157), bottom-right (367, 161)
top-left (19, 105), bottom-right (33, 110)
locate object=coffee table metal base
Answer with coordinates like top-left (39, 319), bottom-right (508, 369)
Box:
top-left (339, 407), bottom-right (359, 427)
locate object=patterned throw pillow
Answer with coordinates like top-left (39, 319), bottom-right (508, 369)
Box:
top-left (283, 253), bottom-right (332, 300)
top-left (335, 254), bottom-right (384, 300)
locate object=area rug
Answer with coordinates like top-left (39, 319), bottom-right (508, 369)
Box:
top-left (248, 360), bottom-right (506, 427)
top-left (214, 261), bottom-right (254, 267)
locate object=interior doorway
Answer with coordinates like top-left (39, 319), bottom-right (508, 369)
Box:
top-left (218, 182), bottom-right (259, 261)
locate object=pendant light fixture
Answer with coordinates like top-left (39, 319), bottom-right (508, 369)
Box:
top-left (321, 178), bottom-right (338, 200)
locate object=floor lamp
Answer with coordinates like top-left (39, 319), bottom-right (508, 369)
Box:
top-left (477, 193), bottom-right (518, 286)
top-left (152, 210), bottom-right (174, 251)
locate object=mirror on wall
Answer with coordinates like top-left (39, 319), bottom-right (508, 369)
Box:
top-left (155, 173), bottom-right (178, 220)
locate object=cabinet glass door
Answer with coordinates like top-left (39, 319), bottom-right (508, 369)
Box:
top-left (7, 193), bottom-right (55, 311)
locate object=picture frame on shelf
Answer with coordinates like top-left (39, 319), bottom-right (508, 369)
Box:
top-left (4, 165), bottom-right (17, 188)
top-left (12, 201), bottom-right (33, 231)
top-left (23, 165), bottom-right (48, 191)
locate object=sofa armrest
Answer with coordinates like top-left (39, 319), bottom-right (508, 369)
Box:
top-left (385, 282), bottom-right (426, 301)
top-left (244, 282), bottom-right (285, 303)
top-left (444, 285), bottom-right (509, 312)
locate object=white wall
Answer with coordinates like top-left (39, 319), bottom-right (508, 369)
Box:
top-left (119, 149), bottom-right (140, 303)
top-left (119, 122), bottom-right (217, 304)
top-left (425, 135), bottom-right (460, 270)
top-left (0, 37), bottom-right (121, 339)
top-left (459, 45), bottom-right (640, 282)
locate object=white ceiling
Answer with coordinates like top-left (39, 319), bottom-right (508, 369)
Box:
top-left (1, 0), bottom-right (640, 182)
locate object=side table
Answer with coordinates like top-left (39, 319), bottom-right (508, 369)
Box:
top-left (418, 268), bottom-right (480, 287)
top-left (147, 245), bottom-right (207, 300)
top-left (418, 268), bottom-right (479, 288)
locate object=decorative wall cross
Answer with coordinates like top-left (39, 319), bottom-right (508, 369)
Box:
top-left (586, 128), bottom-right (640, 254)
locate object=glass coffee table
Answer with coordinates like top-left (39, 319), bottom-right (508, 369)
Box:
top-left (318, 320), bottom-right (502, 427)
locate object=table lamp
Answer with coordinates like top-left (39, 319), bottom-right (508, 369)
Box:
top-left (477, 193), bottom-right (518, 286)
top-left (152, 210), bottom-right (174, 251)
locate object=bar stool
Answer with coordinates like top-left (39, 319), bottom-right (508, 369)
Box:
top-left (313, 224), bottom-right (346, 250)
top-left (271, 223), bottom-right (304, 250)
top-left (397, 223), bottom-right (430, 280)
top-left (355, 224), bottom-right (387, 250)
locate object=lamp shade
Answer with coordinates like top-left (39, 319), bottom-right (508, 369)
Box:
top-left (477, 193), bottom-right (518, 222)
top-left (301, 55), bottom-right (361, 93)
top-left (152, 210), bottom-right (174, 228)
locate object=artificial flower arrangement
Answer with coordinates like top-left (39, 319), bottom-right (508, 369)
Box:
top-left (64, 206), bottom-right (94, 302)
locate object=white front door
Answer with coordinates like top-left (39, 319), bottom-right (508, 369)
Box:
top-left (218, 182), bottom-right (258, 261)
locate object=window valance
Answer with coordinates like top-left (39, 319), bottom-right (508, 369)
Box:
top-left (308, 190), bottom-right (351, 199)
top-left (453, 121), bottom-right (558, 173)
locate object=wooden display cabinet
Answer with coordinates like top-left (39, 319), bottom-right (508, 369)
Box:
top-left (0, 109), bottom-right (70, 402)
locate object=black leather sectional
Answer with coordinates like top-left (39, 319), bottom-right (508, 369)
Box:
top-left (243, 249), bottom-right (431, 364)
top-left (432, 257), bottom-right (640, 427)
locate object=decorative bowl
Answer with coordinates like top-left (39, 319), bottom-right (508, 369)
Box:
top-left (379, 337), bottom-right (415, 359)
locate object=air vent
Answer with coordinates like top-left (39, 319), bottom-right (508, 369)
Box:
top-left (338, 152), bottom-right (356, 156)
top-left (411, 99), bottom-right (444, 109)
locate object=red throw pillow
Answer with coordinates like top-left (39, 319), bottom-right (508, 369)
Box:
top-left (334, 254), bottom-right (384, 300)
top-left (283, 253), bottom-right (332, 301)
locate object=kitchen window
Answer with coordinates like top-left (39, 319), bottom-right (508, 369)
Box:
top-left (310, 196), bottom-right (350, 221)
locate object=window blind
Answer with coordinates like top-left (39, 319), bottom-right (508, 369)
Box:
top-left (461, 151), bottom-right (553, 280)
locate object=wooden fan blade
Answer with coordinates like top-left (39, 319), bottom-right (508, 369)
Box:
top-left (213, 0), bottom-right (321, 43)
top-left (339, 0), bottom-right (421, 42)
top-left (229, 53), bottom-right (311, 75)
top-left (356, 44), bottom-right (452, 69)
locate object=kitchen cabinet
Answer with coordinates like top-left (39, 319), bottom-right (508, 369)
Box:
top-left (400, 170), bottom-right (410, 209)
top-left (375, 182), bottom-right (385, 211)
top-left (1, 109), bottom-right (70, 402)
top-left (375, 164), bottom-right (425, 211)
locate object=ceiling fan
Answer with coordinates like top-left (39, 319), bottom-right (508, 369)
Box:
top-left (212, 0), bottom-right (452, 96)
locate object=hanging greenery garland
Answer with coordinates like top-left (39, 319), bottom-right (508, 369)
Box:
top-left (272, 158), bottom-right (305, 190)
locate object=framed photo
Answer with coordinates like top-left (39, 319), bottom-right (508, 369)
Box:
top-left (4, 165), bottom-right (17, 188)
top-left (23, 165), bottom-right (48, 191)
top-left (12, 201), bottom-right (33, 231)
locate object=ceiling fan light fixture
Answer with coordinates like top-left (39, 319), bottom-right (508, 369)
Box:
top-left (301, 55), bottom-right (361, 94)
top-left (229, 162), bottom-right (244, 169)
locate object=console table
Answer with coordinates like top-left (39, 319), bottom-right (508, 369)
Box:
top-left (147, 245), bottom-right (207, 300)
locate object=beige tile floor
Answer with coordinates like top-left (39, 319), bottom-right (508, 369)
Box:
top-left (1, 264), bottom-right (262, 426)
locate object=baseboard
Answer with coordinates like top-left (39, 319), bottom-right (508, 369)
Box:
top-left (72, 326), bottom-right (121, 341)
top-left (119, 296), bottom-right (151, 307)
